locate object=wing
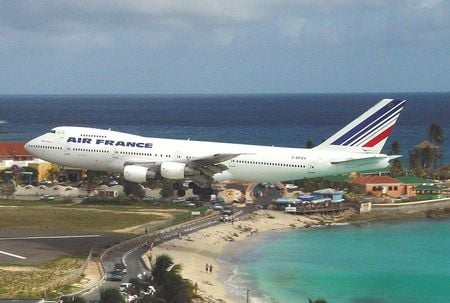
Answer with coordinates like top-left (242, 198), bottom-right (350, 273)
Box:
top-left (188, 153), bottom-right (241, 183)
top-left (124, 159), bottom-right (158, 168)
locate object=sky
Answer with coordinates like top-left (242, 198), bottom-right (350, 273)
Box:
top-left (0, 0), bottom-right (449, 94)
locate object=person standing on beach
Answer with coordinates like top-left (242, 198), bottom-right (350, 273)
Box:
top-left (209, 264), bottom-right (213, 273)
top-left (205, 263), bottom-right (209, 272)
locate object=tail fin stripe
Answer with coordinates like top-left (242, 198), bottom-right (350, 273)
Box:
top-left (337, 100), bottom-right (404, 146)
top-left (332, 99), bottom-right (405, 146)
top-left (362, 125), bottom-right (394, 148)
top-left (348, 109), bottom-right (401, 147)
top-left (343, 107), bottom-right (401, 146)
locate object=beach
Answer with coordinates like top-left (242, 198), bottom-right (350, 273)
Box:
top-left (149, 209), bottom-right (355, 302)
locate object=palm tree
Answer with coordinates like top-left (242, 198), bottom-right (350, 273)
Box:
top-left (151, 254), bottom-right (193, 303)
top-left (389, 141), bottom-right (404, 176)
top-left (428, 123), bottom-right (445, 145)
top-left (306, 140), bottom-right (315, 148)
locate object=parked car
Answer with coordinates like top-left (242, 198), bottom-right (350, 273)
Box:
top-left (119, 282), bottom-right (132, 292)
top-left (142, 285), bottom-right (156, 295)
top-left (220, 214), bottom-right (233, 222)
top-left (284, 183), bottom-right (298, 190)
top-left (40, 194), bottom-right (56, 200)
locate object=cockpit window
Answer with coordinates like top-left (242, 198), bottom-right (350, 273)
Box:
top-left (50, 129), bottom-right (56, 134)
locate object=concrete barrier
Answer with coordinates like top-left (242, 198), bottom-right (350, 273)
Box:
top-left (371, 198), bottom-right (450, 214)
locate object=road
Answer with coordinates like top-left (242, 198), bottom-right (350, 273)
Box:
top-left (82, 203), bottom-right (254, 301)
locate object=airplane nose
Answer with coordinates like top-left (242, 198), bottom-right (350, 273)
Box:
top-left (24, 138), bottom-right (36, 154)
top-left (24, 140), bottom-right (31, 153)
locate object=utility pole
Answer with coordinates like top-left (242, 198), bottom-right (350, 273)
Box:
top-left (246, 289), bottom-right (250, 303)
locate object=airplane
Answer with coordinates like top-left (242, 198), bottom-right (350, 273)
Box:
top-left (25, 98), bottom-right (405, 197)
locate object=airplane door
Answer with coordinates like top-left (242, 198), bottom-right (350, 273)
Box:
top-left (113, 149), bottom-right (119, 159)
top-left (229, 159), bottom-right (236, 167)
top-left (64, 146), bottom-right (71, 155)
top-left (308, 161), bottom-right (316, 173)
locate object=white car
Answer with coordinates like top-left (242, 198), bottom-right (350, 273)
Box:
top-left (284, 184), bottom-right (298, 190)
top-left (142, 285), bottom-right (156, 295)
top-left (119, 282), bottom-right (132, 292)
top-left (40, 194), bottom-right (56, 200)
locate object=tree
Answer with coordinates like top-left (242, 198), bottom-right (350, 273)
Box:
top-left (306, 140), bottom-right (315, 148)
top-left (123, 180), bottom-right (146, 198)
top-left (46, 165), bottom-right (60, 181)
top-left (308, 299), bottom-right (327, 303)
top-left (99, 287), bottom-right (125, 303)
top-left (427, 123), bottom-right (445, 145)
top-left (159, 180), bottom-right (175, 198)
top-left (151, 254), bottom-right (193, 303)
top-left (389, 141), bottom-right (404, 176)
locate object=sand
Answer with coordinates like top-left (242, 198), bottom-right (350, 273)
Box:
top-left (149, 210), bottom-right (333, 302)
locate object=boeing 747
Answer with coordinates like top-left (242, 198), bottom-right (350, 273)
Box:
top-left (25, 99), bottom-right (405, 196)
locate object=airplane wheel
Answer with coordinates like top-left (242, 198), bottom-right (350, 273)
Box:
top-left (193, 186), bottom-right (200, 195)
top-left (177, 189), bottom-right (186, 197)
top-left (173, 182), bottom-right (181, 191)
top-left (188, 182), bottom-right (196, 189)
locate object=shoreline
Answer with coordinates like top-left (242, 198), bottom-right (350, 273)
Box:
top-left (149, 207), bottom-right (450, 302)
top-left (149, 209), bottom-right (357, 302)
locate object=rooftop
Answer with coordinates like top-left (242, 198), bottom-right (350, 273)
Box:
top-left (0, 142), bottom-right (30, 158)
top-left (396, 176), bottom-right (433, 185)
top-left (352, 175), bottom-right (402, 185)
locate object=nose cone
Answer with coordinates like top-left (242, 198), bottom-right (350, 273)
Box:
top-left (24, 140), bottom-right (31, 153)
top-left (24, 137), bottom-right (38, 156)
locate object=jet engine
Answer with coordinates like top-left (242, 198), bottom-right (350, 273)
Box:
top-left (160, 162), bottom-right (198, 179)
top-left (123, 162), bottom-right (199, 183)
top-left (123, 165), bottom-right (157, 183)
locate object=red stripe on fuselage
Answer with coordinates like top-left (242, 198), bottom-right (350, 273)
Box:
top-left (363, 125), bottom-right (394, 148)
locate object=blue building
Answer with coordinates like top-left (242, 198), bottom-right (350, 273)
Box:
top-left (313, 188), bottom-right (344, 202)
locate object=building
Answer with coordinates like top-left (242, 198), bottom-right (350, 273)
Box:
top-left (0, 142), bottom-right (34, 161)
top-left (0, 142), bottom-right (57, 183)
top-left (414, 183), bottom-right (446, 200)
top-left (313, 188), bottom-right (344, 202)
top-left (396, 176), bottom-right (433, 198)
top-left (352, 175), bottom-right (405, 197)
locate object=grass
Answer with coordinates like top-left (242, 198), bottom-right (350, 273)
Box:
top-left (0, 206), bottom-right (166, 232)
top-left (0, 199), bottom-right (73, 207)
top-left (0, 257), bottom-right (82, 299)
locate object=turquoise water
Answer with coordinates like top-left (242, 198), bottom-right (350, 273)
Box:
top-left (222, 219), bottom-right (450, 303)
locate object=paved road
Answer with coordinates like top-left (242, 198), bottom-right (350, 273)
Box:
top-left (82, 203), bottom-right (255, 301)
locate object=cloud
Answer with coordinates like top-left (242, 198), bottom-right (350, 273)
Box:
top-left (0, 0), bottom-right (448, 53)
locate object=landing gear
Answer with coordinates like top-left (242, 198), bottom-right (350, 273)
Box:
top-left (176, 189), bottom-right (186, 197)
top-left (173, 182), bottom-right (182, 191)
top-left (191, 183), bottom-right (213, 199)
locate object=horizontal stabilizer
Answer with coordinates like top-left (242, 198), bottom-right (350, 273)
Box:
top-left (330, 156), bottom-right (387, 165)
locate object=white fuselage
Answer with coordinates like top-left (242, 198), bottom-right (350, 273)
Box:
top-left (25, 126), bottom-right (390, 183)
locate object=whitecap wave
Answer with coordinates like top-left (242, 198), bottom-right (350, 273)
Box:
top-left (0, 120), bottom-right (7, 124)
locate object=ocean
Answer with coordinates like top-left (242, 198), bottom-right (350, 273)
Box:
top-left (0, 92), bottom-right (450, 163)
top-left (221, 219), bottom-right (450, 303)
top-left (1, 93), bottom-right (450, 302)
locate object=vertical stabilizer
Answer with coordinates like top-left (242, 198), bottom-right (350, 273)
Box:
top-left (315, 99), bottom-right (406, 154)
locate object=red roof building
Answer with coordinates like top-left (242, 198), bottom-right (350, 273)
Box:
top-left (352, 175), bottom-right (406, 197)
top-left (0, 142), bottom-right (34, 161)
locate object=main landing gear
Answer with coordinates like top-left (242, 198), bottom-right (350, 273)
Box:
top-left (173, 181), bottom-right (214, 198)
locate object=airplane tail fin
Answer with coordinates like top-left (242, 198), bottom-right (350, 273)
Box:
top-left (315, 99), bottom-right (406, 154)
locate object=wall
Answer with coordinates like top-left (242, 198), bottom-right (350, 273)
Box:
top-left (371, 198), bottom-right (450, 214)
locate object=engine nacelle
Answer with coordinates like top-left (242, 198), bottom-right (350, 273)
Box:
top-left (160, 162), bottom-right (198, 179)
top-left (123, 165), bottom-right (157, 183)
